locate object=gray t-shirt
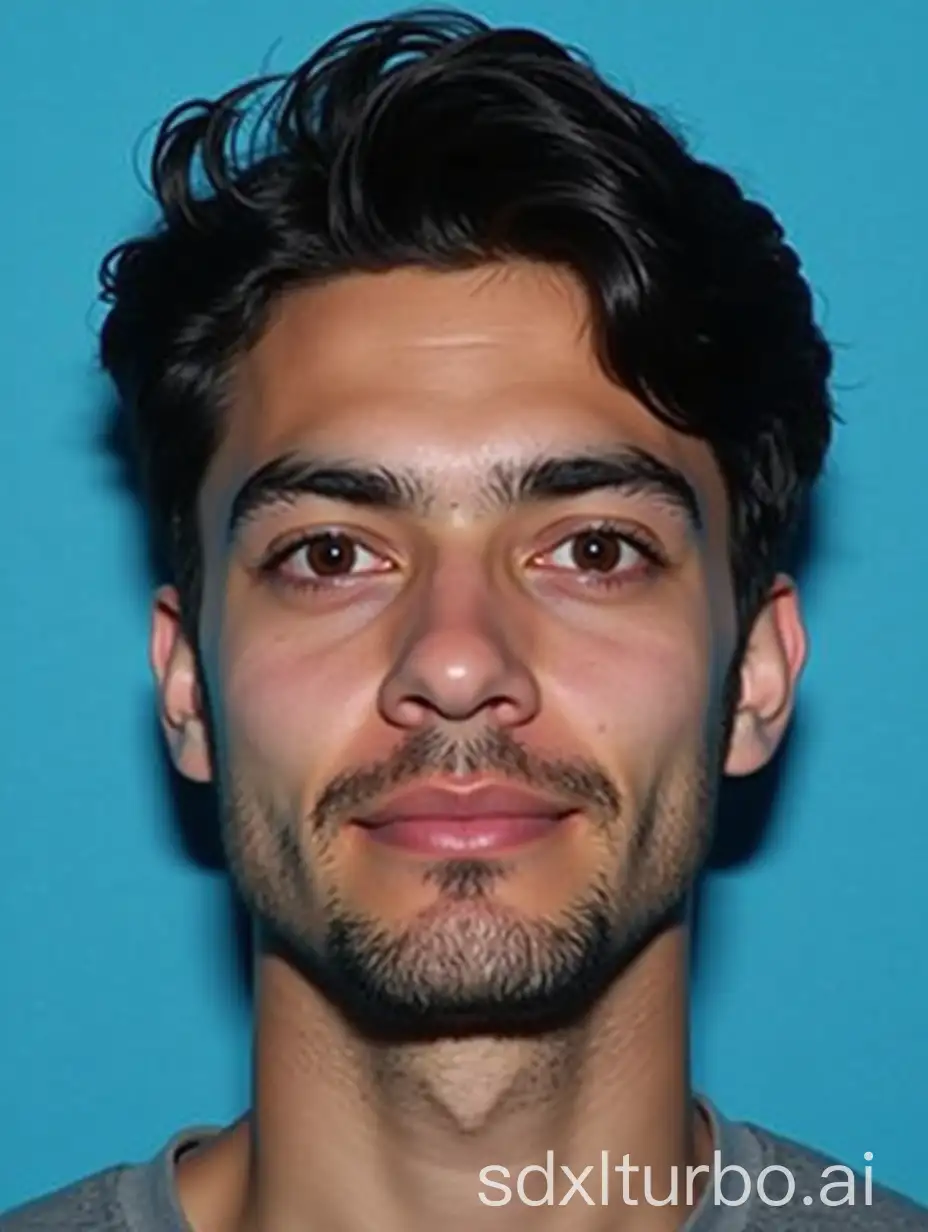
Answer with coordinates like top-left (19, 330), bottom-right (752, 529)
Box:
top-left (3, 1099), bottom-right (927, 1229)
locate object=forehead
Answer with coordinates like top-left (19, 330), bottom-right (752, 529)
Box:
top-left (202, 263), bottom-right (725, 523)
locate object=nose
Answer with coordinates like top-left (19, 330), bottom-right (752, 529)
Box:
top-left (377, 563), bottom-right (541, 730)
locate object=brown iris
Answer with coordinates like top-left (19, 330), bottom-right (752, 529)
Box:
top-left (302, 533), bottom-right (358, 576)
top-left (569, 529), bottom-right (624, 572)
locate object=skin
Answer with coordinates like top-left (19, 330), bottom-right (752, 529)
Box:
top-left (151, 261), bottom-right (806, 1231)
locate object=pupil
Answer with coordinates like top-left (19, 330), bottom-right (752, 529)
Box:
top-left (308, 534), bottom-right (353, 575)
top-left (573, 531), bottom-right (619, 571)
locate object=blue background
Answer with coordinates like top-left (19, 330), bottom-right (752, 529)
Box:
top-left (2, 0), bottom-right (926, 1211)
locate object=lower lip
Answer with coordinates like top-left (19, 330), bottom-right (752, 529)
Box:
top-left (357, 814), bottom-right (569, 854)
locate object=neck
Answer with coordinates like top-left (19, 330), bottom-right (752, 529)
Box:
top-left (177, 923), bottom-right (710, 1232)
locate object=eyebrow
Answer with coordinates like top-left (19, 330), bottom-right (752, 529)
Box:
top-left (226, 445), bottom-right (703, 542)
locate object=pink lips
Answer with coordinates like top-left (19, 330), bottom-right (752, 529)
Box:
top-left (354, 783), bottom-right (574, 855)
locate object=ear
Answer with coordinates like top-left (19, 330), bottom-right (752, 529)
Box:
top-left (724, 575), bottom-right (807, 777)
top-left (150, 585), bottom-right (213, 783)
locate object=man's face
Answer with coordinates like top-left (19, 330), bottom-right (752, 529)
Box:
top-left (155, 262), bottom-right (799, 1033)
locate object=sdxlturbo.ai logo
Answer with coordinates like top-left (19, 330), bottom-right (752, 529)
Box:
top-left (478, 1151), bottom-right (875, 1208)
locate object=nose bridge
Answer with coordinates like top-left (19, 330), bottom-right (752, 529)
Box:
top-left (405, 549), bottom-right (521, 674)
top-left (378, 546), bottom-right (539, 726)
top-left (423, 548), bottom-right (499, 626)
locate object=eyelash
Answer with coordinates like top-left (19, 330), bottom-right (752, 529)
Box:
top-left (259, 521), bottom-right (667, 595)
top-left (543, 522), bottom-right (667, 591)
top-left (259, 533), bottom-right (388, 594)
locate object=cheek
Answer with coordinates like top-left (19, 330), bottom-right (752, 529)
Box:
top-left (547, 613), bottom-right (717, 771)
top-left (218, 628), bottom-right (374, 784)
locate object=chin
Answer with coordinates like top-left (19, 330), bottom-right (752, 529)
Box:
top-left (264, 872), bottom-right (681, 1040)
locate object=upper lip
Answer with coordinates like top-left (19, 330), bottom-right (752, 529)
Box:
top-left (355, 782), bottom-right (575, 826)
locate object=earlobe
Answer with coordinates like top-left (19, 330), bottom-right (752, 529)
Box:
top-left (150, 585), bottom-right (213, 783)
top-left (724, 575), bottom-right (807, 777)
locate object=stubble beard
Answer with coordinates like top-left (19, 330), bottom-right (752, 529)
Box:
top-left (219, 725), bottom-right (720, 1039)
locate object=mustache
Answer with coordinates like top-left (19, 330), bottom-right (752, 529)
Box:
top-left (311, 727), bottom-right (621, 834)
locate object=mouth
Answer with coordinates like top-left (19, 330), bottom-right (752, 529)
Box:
top-left (351, 782), bottom-right (577, 856)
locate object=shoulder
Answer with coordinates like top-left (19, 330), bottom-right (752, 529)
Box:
top-left (0, 1165), bottom-right (130, 1231)
top-left (745, 1122), bottom-right (928, 1228)
top-left (0, 1125), bottom-right (218, 1232)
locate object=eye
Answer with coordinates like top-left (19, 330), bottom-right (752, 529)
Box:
top-left (264, 531), bottom-right (390, 588)
top-left (537, 524), bottom-right (662, 586)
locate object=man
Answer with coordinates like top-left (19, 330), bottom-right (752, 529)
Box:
top-left (4, 8), bottom-right (926, 1230)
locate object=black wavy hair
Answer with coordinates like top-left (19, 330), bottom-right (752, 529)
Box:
top-left (99, 7), bottom-right (834, 639)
